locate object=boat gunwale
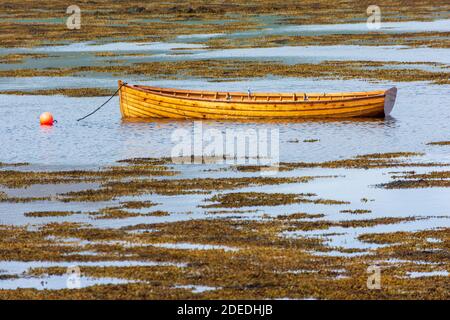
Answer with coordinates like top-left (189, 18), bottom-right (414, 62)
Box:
top-left (133, 84), bottom-right (385, 97)
top-left (127, 84), bottom-right (387, 105)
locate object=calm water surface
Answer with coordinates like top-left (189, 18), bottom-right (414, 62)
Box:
top-left (0, 78), bottom-right (449, 165)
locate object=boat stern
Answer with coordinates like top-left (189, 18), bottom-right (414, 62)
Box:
top-left (384, 87), bottom-right (397, 116)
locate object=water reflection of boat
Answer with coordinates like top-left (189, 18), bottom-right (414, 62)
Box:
top-left (118, 80), bottom-right (397, 119)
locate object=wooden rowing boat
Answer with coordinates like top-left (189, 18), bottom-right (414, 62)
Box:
top-left (118, 80), bottom-right (397, 119)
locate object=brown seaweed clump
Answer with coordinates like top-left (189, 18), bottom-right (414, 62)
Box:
top-left (59, 176), bottom-right (318, 202)
top-left (119, 201), bottom-right (157, 209)
top-left (0, 162), bottom-right (29, 168)
top-left (0, 53), bottom-right (49, 64)
top-left (201, 192), bottom-right (349, 208)
top-left (378, 170), bottom-right (450, 189)
top-left (340, 209), bottom-right (372, 214)
top-left (427, 141), bottom-right (450, 146)
top-left (0, 159), bottom-right (178, 189)
top-left (235, 152), bottom-right (445, 172)
top-left (24, 211), bottom-right (80, 218)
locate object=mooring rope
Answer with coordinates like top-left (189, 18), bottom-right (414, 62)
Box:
top-left (76, 82), bottom-right (127, 121)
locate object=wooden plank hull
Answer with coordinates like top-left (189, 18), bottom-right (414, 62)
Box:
top-left (118, 81), bottom-right (397, 119)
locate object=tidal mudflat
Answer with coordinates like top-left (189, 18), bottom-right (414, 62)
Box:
top-left (0, 1), bottom-right (449, 299)
top-left (0, 153), bottom-right (449, 299)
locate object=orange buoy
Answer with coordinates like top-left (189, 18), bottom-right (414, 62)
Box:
top-left (40, 112), bottom-right (54, 126)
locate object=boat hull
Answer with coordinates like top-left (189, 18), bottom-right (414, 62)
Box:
top-left (118, 81), bottom-right (397, 119)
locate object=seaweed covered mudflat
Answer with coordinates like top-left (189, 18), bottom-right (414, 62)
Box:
top-left (0, 0), bottom-right (449, 300)
top-left (0, 0), bottom-right (449, 97)
top-left (0, 152), bottom-right (449, 299)
top-left (1, 0), bottom-right (448, 48)
top-left (0, 60), bottom-right (448, 87)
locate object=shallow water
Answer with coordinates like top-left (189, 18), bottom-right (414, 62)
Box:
top-left (0, 41), bottom-right (204, 55)
top-left (1, 164), bottom-right (449, 254)
top-left (406, 271), bottom-right (449, 278)
top-left (0, 260), bottom-right (176, 290)
top-left (0, 78), bottom-right (449, 165)
top-left (193, 45), bottom-right (450, 64)
top-left (0, 275), bottom-right (130, 290)
top-left (221, 19), bottom-right (450, 38)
